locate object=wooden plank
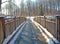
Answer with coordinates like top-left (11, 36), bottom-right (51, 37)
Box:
top-left (0, 17), bottom-right (5, 44)
top-left (56, 16), bottom-right (60, 42)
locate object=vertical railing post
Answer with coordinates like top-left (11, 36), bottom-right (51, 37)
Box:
top-left (0, 17), bottom-right (5, 44)
top-left (56, 15), bottom-right (60, 42)
top-left (14, 17), bottom-right (16, 30)
top-left (44, 16), bottom-right (46, 28)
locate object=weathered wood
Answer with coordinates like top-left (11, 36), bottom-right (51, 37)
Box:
top-left (4, 17), bottom-right (26, 38)
top-left (0, 16), bottom-right (26, 44)
top-left (34, 17), bottom-right (57, 39)
top-left (34, 16), bottom-right (60, 42)
top-left (56, 16), bottom-right (60, 42)
top-left (0, 17), bottom-right (5, 44)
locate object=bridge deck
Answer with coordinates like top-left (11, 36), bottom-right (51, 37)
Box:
top-left (3, 20), bottom-right (47, 44)
top-left (3, 19), bottom-right (59, 44)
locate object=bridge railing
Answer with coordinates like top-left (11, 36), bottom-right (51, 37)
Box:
top-left (34, 16), bottom-right (60, 42)
top-left (0, 16), bottom-right (26, 44)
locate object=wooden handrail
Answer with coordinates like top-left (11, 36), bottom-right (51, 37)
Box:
top-left (34, 16), bottom-right (60, 42)
top-left (5, 20), bottom-right (15, 24)
top-left (46, 19), bottom-right (56, 24)
top-left (0, 17), bottom-right (26, 44)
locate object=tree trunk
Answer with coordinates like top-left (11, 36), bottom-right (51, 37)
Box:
top-left (0, 0), bottom-right (1, 11)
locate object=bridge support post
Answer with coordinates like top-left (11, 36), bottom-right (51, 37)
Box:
top-left (0, 17), bottom-right (5, 44)
top-left (56, 16), bottom-right (60, 42)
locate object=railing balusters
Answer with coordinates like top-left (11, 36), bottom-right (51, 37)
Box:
top-left (34, 16), bottom-right (60, 42)
top-left (0, 16), bottom-right (26, 44)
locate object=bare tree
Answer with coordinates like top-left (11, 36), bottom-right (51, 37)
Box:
top-left (27, 0), bottom-right (32, 16)
top-left (20, 0), bottom-right (24, 16)
top-left (0, 0), bottom-right (1, 11)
